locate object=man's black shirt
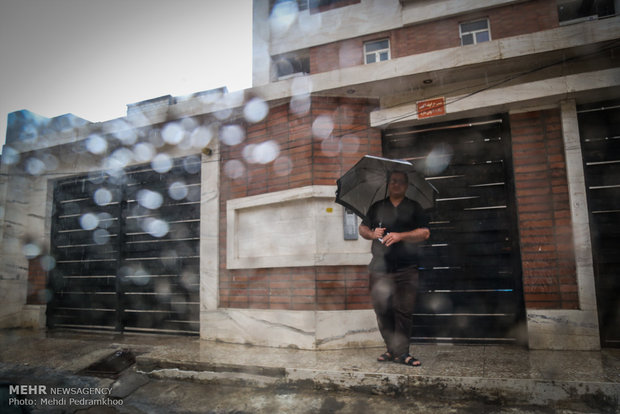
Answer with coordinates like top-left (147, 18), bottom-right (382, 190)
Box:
top-left (362, 197), bottom-right (429, 273)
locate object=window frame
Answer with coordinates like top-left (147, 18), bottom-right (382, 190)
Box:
top-left (364, 38), bottom-right (391, 65)
top-left (459, 18), bottom-right (491, 46)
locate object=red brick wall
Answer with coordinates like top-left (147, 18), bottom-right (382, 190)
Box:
top-left (27, 258), bottom-right (46, 305)
top-left (219, 96), bottom-right (381, 310)
top-left (511, 109), bottom-right (579, 310)
top-left (309, 0), bottom-right (558, 73)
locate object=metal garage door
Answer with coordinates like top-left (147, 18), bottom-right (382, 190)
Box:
top-left (47, 155), bottom-right (201, 335)
top-left (578, 100), bottom-right (620, 348)
top-left (383, 114), bottom-right (527, 344)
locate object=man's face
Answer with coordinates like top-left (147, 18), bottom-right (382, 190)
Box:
top-left (388, 172), bottom-right (407, 198)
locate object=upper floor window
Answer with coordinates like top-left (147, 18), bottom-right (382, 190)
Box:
top-left (460, 19), bottom-right (491, 46)
top-left (364, 39), bottom-right (390, 64)
top-left (273, 51), bottom-right (310, 80)
top-left (558, 0), bottom-right (615, 23)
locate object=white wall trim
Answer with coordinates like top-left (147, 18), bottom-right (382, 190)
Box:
top-left (226, 185), bottom-right (371, 269)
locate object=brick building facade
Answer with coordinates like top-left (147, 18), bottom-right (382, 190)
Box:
top-left (2, 0), bottom-right (619, 350)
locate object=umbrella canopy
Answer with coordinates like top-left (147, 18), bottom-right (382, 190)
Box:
top-left (335, 155), bottom-right (437, 222)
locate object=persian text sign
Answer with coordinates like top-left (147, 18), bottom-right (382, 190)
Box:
top-left (417, 97), bottom-right (446, 119)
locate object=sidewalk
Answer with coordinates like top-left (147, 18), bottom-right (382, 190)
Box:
top-left (1, 328), bottom-right (619, 412)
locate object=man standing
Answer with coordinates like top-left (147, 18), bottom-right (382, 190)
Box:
top-left (358, 170), bottom-right (430, 367)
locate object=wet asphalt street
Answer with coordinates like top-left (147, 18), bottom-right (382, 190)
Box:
top-left (1, 363), bottom-right (615, 414)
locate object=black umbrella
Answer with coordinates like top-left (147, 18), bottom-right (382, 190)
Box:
top-left (335, 155), bottom-right (437, 222)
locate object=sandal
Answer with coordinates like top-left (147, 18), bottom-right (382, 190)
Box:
top-left (395, 353), bottom-right (421, 367)
top-left (377, 351), bottom-right (394, 362)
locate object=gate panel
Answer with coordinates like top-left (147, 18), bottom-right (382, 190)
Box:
top-left (578, 101), bottom-right (620, 347)
top-left (384, 115), bottom-right (526, 344)
top-left (47, 155), bottom-right (201, 335)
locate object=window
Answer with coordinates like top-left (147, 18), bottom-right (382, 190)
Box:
top-left (364, 39), bottom-right (390, 64)
top-left (273, 52), bottom-right (310, 80)
top-left (558, 0), bottom-right (615, 23)
top-left (460, 19), bottom-right (491, 46)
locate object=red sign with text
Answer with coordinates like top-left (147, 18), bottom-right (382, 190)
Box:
top-left (417, 97), bottom-right (446, 119)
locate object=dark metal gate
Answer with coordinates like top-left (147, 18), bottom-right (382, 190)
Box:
top-left (384, 114), bottom-right (527, 344)
top-left (578, 100), bottom-right (620, 348)
top-left (47, 155), bottom-right (201, 335)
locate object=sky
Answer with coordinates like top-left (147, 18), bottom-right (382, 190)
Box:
top-left (0, 0), bottom-right (253, 152)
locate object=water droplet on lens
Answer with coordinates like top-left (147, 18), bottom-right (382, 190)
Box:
top-left (183, 155), bottom-right (201, 174)
top-left (254, 140), bottom-right (280, 164)
top-left (93, 229), bottom-right (110, 245)
top-left (94, 188), bottom-right (113, 205)
top-left (224, 159), bottom-right (246, 179)
top-left (244, 97), bottom-right (269, 123)
top-left (220, 124), bottom-right (245, 146)
top-left (133, 142), bottom-right (155, 162)
top-left (152, 153), bottom-right (173, 173)
top-left (1, 146), bottom-right (20, 165)
top-left (22, 243), bottom-right (41, 259)
top-left (40, 255), bottom-right (56, 271)
top-left (273, 156), bottom-right (293, 177)
top-left (190, 126), bottom-right (214, 149)
top-left (25, 158), bottom-right (46, 175)
top-left (137, 189), bottom-right (164, 210)
top-left (312, 115), bottom-right (334, 140)
top-left (80, 213), bottom-right (99, 230)
top-left (169, 181), bottom-right (188, 200)
top-left (162, 122), bottom-right (185, 145)
top-left (143, 218), bottom-right (169, 237)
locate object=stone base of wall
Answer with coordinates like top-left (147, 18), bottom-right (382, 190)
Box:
top-left (200, 309), bottom-right (383, 350)
top-left (526, 309), bottom-right (600, 350)
top-left (0, 305), bottom-right (46, 330)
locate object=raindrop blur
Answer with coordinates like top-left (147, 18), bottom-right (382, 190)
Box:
top-left (93, 188), bottom-right (113, 206)
top-left (290, 94), bottom-right (311, 116)
top-left (39, 255), bottom-right (56, 271)
top-left (224, 159), bottom-right (246, 179)
top-left (1, 146), bottom-right (20, 165)
top-left (220, 124), bottom-right (245, 146)
top-left (183, 155), bottom-right (201, 174)
top-left (169, 181), bottom-right (188, 200)
top-left (22, 243), bottom-right (41, 259)
top-left (25, 157), bottom-right (46, 175)
top-left (298, 8), bottom-right (321, 34)
top-left (80, 213), bottom-right (99, 230)
top-left (152, 153), bottom-right (173, 173)
top-left (190, 126), bottom-right (214, 149)
top-left (291, 75), bottom-right (313, 96)
top-left (253, 140), bottom-right (280, 164)
top-left (312, 115), bottom-right (334, 140)
top-left (105, 148), bottom-right (133, 172)
top-left (273, 156), bottom-right (293, 177)
top-left (133, 142), bottom-right (155, 162)
top-left (97, 212), bottom-right (114, 228)
top-left (180, 117), bottom-right (198, 132)
top-left (425, 143), bottom-right (453, 175)
top-left (270, 0), bottom-right (298, 36)
top-left (244, 97), bottom-right (269, 123)
top-left (115, 128), bottom-right (137, 146)
top-left (341, 134), bottom-right (360, 154)
top-left (320, 137), bottom-right (342, 157)
top-left (93, 229), bottom-right (110, 245)
top-left (40, 153), bottom-right (59, 172)
top-left (161, 122), bottom-right (185, 145)
top-left (137, 189), bottom-right (163, 210)
top-left (143, 217), bottom-right (169, 238)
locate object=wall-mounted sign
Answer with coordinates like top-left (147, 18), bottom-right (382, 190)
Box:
top-left (417, 97), bottom-right (446, 119)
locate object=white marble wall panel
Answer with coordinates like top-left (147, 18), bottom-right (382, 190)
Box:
top-left (227, 186), bottom-right (371, 269)
top-left (201, 308), bottom-right (382, 350)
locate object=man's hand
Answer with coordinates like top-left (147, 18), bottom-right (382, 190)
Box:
top-left (381, 232), bottom-right (403, 246)
top-left (373, 227), bottom-right (386, 240)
